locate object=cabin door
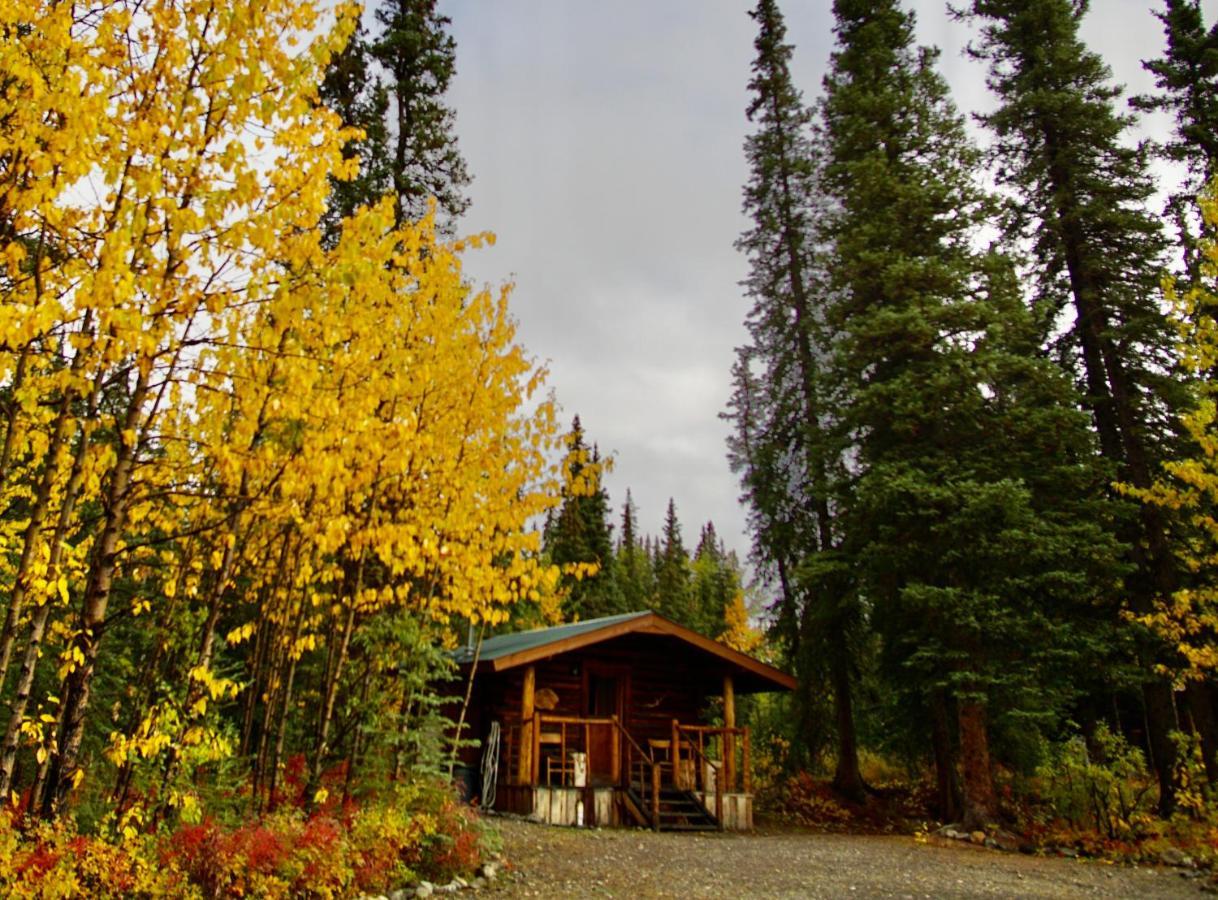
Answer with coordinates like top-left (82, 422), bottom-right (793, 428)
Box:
top-left (584, 665), bottom-right (626, 786)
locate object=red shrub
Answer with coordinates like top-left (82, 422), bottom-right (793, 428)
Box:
top-left (15, 843), bottom-right (60, 881)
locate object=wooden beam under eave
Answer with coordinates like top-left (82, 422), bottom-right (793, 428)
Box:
top-left (519, 665), bottom-right (536, 786)
top-left (723, 674), bottom-right (736, 793)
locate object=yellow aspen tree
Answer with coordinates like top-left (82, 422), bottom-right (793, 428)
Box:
top-left (1138, 186), bottom-right (1218, 680)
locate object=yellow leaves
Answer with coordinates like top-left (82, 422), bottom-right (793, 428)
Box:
top-left (187, 666), bottom-right (240, 702)
top-left (1135, 181), bottom-right (1218, 681)
top-left (226, 622), bottom-right (256, 645)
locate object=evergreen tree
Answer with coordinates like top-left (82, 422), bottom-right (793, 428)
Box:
top-left (318, 23), bottom-right (392, 247)
top-left (321, 0), bottom-right (471, 233)
top-left (615, 490), bottom-right (653, 613)
top-left (1136, 0), bottom-right (1218, 276)
top-left (726, 0), bottom-right (867, 798)
top-left (1136, 0), bottom-right (1218, 788)
top-left (822, 0), bottom-right (1121, 826)
top-left (690, 523), bottom-right (738, 639)
top-left (967, 0), bottom-right (1189, 814)
top-left (654, 499), bottom-right (693, 626)
top-left (543, 417), bottom-right (622, 620)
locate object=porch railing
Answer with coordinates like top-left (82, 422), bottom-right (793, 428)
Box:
top-left (674, 722), bottom-right (752, 795)
top-left (495, 714), bottom-right (750, 809)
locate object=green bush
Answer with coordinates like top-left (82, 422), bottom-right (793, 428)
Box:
top-left (1034, 724), bottom-right (1156, 840)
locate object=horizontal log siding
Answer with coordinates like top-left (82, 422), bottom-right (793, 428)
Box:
top-left (477, 634), bottom-right (725, 744)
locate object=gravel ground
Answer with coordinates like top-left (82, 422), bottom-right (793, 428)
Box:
top-left (484, 817), bottom-right (1209, 899)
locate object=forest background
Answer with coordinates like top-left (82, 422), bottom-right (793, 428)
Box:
top-left (5, 0), bottom-right (1218, 897)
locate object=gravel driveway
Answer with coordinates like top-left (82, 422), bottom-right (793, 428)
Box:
top-left (486, 817), bottom-right (1208, 899)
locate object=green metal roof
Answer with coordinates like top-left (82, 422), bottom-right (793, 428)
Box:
top-left (453, 610), bottom-right (651, 665)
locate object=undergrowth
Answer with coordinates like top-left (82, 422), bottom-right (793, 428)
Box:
top-left (0, 776), bottom-right (488, 899)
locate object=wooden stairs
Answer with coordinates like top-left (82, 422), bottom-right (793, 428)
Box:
top-left (623, 783), bottom-right (719, 832)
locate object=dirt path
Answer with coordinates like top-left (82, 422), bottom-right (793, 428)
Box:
top-left (485, 817), bottom-right (1208, 899)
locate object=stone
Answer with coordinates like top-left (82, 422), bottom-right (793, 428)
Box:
top-left (416, 882), bottom-right (434, 899)
top-left (453, 877), bottom-right (469, 889)
top-left (1058, 847), bottom-right (1079, 859)
top-left (969, 831), bottom-right (986, 845)
top-left (472, 877), bottom-right (487, 890)
top-left (990, 830), bottom-right (1022, 853)
top-left (478, 862), bottom-right (499, 881)
top-left (389, 891), bottom-right (413, 900)
top-left (1159, 847), bottom-right (1195, 868)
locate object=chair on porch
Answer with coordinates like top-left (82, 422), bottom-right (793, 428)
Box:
top-left (647, 738), bottom-right (694, 790)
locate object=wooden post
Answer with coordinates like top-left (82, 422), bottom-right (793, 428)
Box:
top-left (742, 726), bottom-right (752, 794)
top-left (671, 718), bottom-right (680, 789)
top-left (723, 675), bottom-right (736, 793)
top-left (532, 714), bottom-right (542, 786)
top-left (715, 762), bottom-right (724, 829)
top-left (560, 723), bottom-right (567, 787)
top-left (610, 715), bottom-right (621, 784)
top-left (651, 762), bottom-right (661, 831)
top-left (519, 666), bottom-right (535, 785)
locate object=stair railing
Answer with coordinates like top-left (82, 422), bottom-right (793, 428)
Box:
top-left (673, 726), bottom-right (723, 828)
top-left (611, 714), bottom-right (662, 830)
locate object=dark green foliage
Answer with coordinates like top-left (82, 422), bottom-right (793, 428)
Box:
top-left (614, 490), bottom-right (654, 614)
top-left (543, 417), bottom-right (623, 620)
top-left (321, 0), bottom-right (470, 234)
top-left (1139, 0), bottom-right (1218, 183)
top-left (318, 22), bottom-right (392, 247)
top-left (1136, 0), bottom-right (1218, 274)
top-left (372, 0), bottom-right (471, 230)
top-left (689, 523), bottom-right (739, 640)
top-left (814, 0), bottom-right (1120, 820)
top-left (726, 0), bottom-right (864, 791)
top-left (654, 499), bottom-right (693, 625)
top-left (967, 0), bottom-right (1188, 814)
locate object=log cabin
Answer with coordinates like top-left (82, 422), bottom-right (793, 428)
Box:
top-left (450, 610), bottom-right (796, 831)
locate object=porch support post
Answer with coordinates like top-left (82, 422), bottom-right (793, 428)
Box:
top-left (723, 674), bottom-right (736, 793)
top-left (519, 665), bottom-right (536, 785)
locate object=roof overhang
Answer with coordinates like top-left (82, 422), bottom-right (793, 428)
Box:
top-left (463, 610), bottom-right (796, 693)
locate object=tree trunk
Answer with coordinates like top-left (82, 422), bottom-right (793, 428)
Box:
top-left (0, 317), bottom-right (93, 694)
top-left (930, 690), bottom-right (962, 823)
top-left (829, 645), bottom-right (866, 802)
top-left (0, 381), bottom-right (96, 798)
top-left (1042, 120), bottom-right (1182, 816)
top-left (1186, 680), bottom-right (1218, 786)
top-left (957, 696), bottom-right (998, 829)
top-left (41, 368), bottom-right (148, 819)
top-left (309, 591), bottom-right (359, 795)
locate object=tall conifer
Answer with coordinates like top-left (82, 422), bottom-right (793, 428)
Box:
top-left (727, 0), bottom-right (866, 798)
top-left (823, 0), bottom-right (1120, 826)
top-left (967, 0), bottom-right (1188, 813)
top-left (1137, 0), bottom-right (1218, 276)
top-left (321, 0), bottom-right (471, 233)
top-left (544, 417), bottom-right (621, 620)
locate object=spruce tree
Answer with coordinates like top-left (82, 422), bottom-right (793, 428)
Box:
top-left (318, 24), bottom-right (392, 247)
top-left (1136, 0), bottom-right (1218, 276)
top-left (823, 0), bottom-right (1121, 826)
top-left (615, 490), bottom-right (653, 613)
top-left (967, 0), bottom-right (1188, 814)
top-left (690, 523), bottom-right (740, 639)
top-left (726, 0), bottom-right (867, 799)
top-left (373, 0), bottom-right (471, 230)
top-left (654, 499), bottom-right (693, 626)
top-left (321, 0), bottom-right (470, 233)
top-left (543, 417), bottom-right (621, 620)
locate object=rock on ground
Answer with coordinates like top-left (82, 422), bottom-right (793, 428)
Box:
top-left (483, 817), bottom-right (1207, 899)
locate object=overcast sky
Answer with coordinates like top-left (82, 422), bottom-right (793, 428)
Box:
top-left (442, 0), bottom-right (1214, 572)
